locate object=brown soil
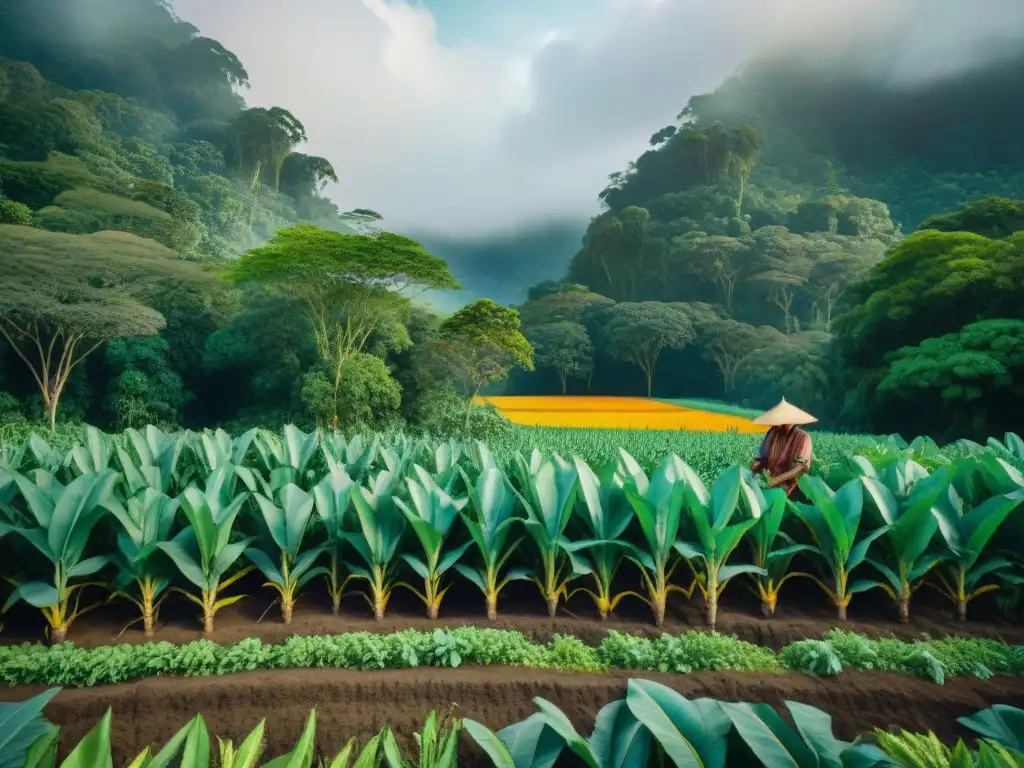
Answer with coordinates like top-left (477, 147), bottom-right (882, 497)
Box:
top-left (2, 668), bottom-right (1021, 765)
top-left (2, 574), bottom-right (1021, 649)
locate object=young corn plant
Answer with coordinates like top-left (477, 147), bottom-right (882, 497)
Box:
top-left (321, 432), bottom-right (378, 484)
top-left (454, 466), bottom-right (529, 620)
top-left (158, 468), bottom-right (253, 634)
top-left (312, 465), bottom-right (355, 614)
top-left (737, 471), bottom-right (814, 616)
top-left (117, 424), bottom-right (189, 495)
top-left (106, 487), bottom-right (179, 638)
top-left (429, 441), bottom-right (463, 493)
top-left (381, 707), bottom-right (460, 768)
top-left (563, 457), bottom-right (642, 619)
top-left (676, 465), bottom-right (765, 630)
top-left (191, 426), bottom-right (258, 474)
top-left (381, 439), bottom-right (425, 481)
top-left (346, 470), bottom-right (406, 620)
top-left (790, 475), bottom-right (890, 620)
top-left (394, 466), bottom-right (471, 619)
top-left (65, 425), bottom-right (116, 477)
top-left (248, 483), bottom-right (328, 624)
top-left (511, 452), bottom-right (581, 617)
top-left (860, 465), bottom-right (950, 622)
top-left (0, 468), bottom-right (117, 643)
top-left (930, 481), bottom-right (1024, 621)
top-left (254, 424), bottom-right (321, 491)
top-left (621, 453), bottom-right (692, 627)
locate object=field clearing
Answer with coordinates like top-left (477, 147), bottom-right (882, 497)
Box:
top-left (477, 395), bottom-right (768, 433)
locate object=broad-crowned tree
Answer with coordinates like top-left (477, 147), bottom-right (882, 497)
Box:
top-left (0, 225), bottom-right (209, 428)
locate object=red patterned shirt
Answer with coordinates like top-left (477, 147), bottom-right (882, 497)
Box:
top-left (755, 427), bottom-right (812, 496)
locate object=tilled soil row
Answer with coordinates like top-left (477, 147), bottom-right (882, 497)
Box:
top-left (2, 667), bottom-right (1022, 765)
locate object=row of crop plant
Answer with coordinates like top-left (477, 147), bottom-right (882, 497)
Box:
top-left (0, 425), bottom-right (1022, 642)
top-left (4, 681), bottom-right (1023, 767)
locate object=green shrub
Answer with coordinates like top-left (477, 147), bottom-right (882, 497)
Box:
top-left (0, 198), bottom-right (32, 225)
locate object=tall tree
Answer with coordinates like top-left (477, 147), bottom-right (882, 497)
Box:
top-left (437, 299), bottom-right (534, 424)
top-left (528, 322), bottom-right (593, 393)
top-left (600, 302), bottom-right (694, 397)
top-left (696, 315), bottom-right (784, 393)
top-left (0, 225), bottom-right (208, 428)
top-left (750, 227), bottom-right (813, 333)
top-left (228, 107), bottom-right (307, 190)
top-left (672, 231), bottom-right (751, 313)
top-left (230, 224), bottom-right (459, 427)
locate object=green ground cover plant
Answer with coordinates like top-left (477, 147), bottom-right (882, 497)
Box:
top-left (0, 627), bottom-right (1020, 689)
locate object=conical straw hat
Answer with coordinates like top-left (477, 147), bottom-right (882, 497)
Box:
top-left (753, 398), bottom-right (817, 427)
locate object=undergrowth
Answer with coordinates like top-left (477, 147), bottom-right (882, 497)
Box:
top-left (0, 627), bottom-right (1019, 689)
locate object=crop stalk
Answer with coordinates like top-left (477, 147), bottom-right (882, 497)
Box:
top-left (276, 557), bottom-right (295, 625)
top-left (933, 567), bottom-right (999, 623)
top-left (534, 551), bottom-right (568, 618)
top-left (748, 572), bottom-right (812, 618)
top-left (175, 566), bottom-right (251, 636)
top-left (138, 576), bottom-right (160, 638)
top-left (806, 568), bottom-right (850, 621)
top-left (352, 565), bottom-right (392, 621)
top-left (637, 560), bottom-right (690, 628)
top-left (113, 576), bottom-right (165, 639)
top-left (568, 579), bottom-right (644, 620)
top-left (39, 566), bottom-right (104, 645)
top-left (328, 549), bottom-right (343, 615)
top-left (481, 563), bottom-right (518, 621)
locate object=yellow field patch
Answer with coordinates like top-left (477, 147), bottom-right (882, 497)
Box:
top-left (476, 396), bottom-right (767, 433)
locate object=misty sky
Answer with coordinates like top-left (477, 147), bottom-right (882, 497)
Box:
top-left (169, 0), bottom-right (1024, 241)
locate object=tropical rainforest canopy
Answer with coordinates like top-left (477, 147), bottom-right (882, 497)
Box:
top-left (0, 0), bottom-right (1022, 442)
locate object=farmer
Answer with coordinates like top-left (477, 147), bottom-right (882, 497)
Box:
top-left (750, 398), bottom-right (815, 497)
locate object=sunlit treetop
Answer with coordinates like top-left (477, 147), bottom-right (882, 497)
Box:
top-left (230, 223), bottom-right (461, 295)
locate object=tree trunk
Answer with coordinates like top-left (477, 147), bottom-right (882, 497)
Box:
top-left (143, 608), bottom-right (155, 639)
top-left (560, 373), bottom-right (568, 394)
top-left (546, 596), bottom-right (558, 618)
top-left (428, 602), bottom-right (439, 620)
top-left (897, 594), bottom-right (910, 624)
top-left (486, 595), bottom-right (497, 621)
top-left (332, 592), bottom-right (341, 615)
top-left (837, 603), bottom-right (847, 621)
top-left (282, 599), bottom-right (293, 625)
top-left (51, 626), bottom-right (67, 645)
top-left (203, 614), bottom-right (214, 635)
top-left (956, 598), bottom-right (967, 622)
top-left (761, 601), bottom-right (774, 617)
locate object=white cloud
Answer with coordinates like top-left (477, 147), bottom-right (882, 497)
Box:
top-left (170, 0), bottom-right (1024, 239)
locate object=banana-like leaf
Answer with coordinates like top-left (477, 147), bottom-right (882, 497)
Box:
top-left (959, 704), bottom-right (1024, 752)
top-left (588, 699), bottom-right (651, 768)
top-left (625, 680), bottom-right (727, 768)
top-left (0, 687), bottom-right (60, 768)
top-left (264, 709), bottom-right (318, 768)
top-left (58, 708), bottom-right (113, 768)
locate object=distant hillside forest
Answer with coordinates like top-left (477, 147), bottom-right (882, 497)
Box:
top-left (510, 52), bottom-right (1024, 441)
top-left (1, 0), bottom-right (1023, 443)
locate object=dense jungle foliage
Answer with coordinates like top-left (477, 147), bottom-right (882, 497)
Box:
top-left (0, 0), bottom-right (1022, 443)
top-left (512, 52), bottom-right (1024, 440)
